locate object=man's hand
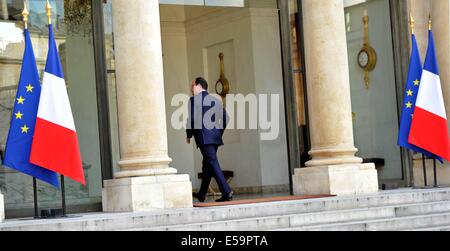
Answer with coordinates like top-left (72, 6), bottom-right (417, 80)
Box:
top-left (187, 138), bottom-right (191, 144)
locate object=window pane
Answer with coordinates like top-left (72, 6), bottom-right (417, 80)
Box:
top-left (0, 0), bottom-right (103, 217)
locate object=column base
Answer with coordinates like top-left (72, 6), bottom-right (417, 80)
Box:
top-left (114, 167), bottom-right (178, 179)
top-left (0, 192), bottom-right (4, 222)
top-left (102, 175), bottom-right (193, 212)
top-left (293, 163), bottom-right (379, 196)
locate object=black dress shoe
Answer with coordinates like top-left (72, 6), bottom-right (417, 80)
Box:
top-left (215, 193), bottom-right (233, 203)
top-left (193, 192), bottom-right (206, 203)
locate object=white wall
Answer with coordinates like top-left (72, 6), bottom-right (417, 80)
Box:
top-left (250, 8), bottom-right (290, 187)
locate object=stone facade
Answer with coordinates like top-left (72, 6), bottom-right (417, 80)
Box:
top-left (7, 0), bottom-right (450, 219)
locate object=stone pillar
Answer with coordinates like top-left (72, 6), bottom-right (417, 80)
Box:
top-left (293, 0), bottom-right (379, 196)
top-left (102, 0), bottom-right (193, 212)
top-left (0, 192), bottom-right (4, 222)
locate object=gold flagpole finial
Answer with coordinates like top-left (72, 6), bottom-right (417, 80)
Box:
top-left (46, 0), bottom-right (52, 25)
top-left (428, 14), bottom-right (432, 31)
top-left (409, 13), bottom-right (415, 35)
top-left (22, 2), bottom-right (29, 29)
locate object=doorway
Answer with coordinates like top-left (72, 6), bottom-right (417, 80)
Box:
top-left (345, 0), bottom-right (406, 187)
top-left (159, 1), bottom-right (292, 197)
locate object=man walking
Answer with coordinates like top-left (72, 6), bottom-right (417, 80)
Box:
top-left (187, 77), bottom-right (233, 203)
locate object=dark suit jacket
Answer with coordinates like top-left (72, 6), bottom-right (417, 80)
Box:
top-left (187, 91), bottom-right (229, 148)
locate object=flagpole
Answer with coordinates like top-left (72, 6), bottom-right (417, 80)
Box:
top-left (433, 159), bottom-right (439, 188)
top-left (46, 0), bottom-right (67, 217)
top-left (410, 13), bottom-right (414, 36)
top-left (429, 14), bottom-right (432, 31)
top-left (22, 1), bottom-right (40, 219)
top-left (46, 0), bottom-right (52, 25)
top-left (33, 178), bottom-right (39, 218)
top-left (61, 175), bottom-right (67, 217)
top-left (427, 15), bottom-right (441, 189)
top-left (422, 154), bottom-right (428, 187)
top-left (22, 1), bottom-right (28, 29)
top-left (410, 14), bottom-right (429, 189)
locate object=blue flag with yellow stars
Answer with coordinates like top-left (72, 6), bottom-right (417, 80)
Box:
top-left (397, 34), bottom-right (443, 163)
top-left (3, 29), bottom-right (59, 187)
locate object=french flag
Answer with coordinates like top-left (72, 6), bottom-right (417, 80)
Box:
top-left (409, 29), bottom-right (450, 161)
top-left (30, 24), bottom-right (85, 185)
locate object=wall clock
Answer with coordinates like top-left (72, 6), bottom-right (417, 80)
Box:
top-left (215, 53), bottom-right (230, 98)
top-left (358, 14), bottom-right (377, 89)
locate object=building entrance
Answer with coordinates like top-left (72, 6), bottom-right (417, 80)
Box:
top-left (158, 1), bottom-right (292, 197)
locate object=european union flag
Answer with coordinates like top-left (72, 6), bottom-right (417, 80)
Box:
top-left (398, 34), bottom-right (443, 162)
top-left (3, 29), bottom-right (59, 187)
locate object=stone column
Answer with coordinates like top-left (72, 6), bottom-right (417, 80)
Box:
top-left (1, 0), bottom-right (9, 20)
top-left (293, 0), bottom-right (379, 196)
top-left (0, 191), bottom-right (4, 222)
top-left (102, 0), bottom-right (193, 212)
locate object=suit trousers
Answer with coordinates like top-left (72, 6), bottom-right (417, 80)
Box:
top-left (198, 145), bottom-right (232, 196)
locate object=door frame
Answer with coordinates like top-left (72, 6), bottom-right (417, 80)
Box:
top-left (277, 0), bottom-right (310, 195)
top-left (390, 0), bottom-right (413, 187)
top-left (92, 0), bottom-right (114, 183)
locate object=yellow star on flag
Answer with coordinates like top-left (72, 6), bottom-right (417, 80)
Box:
top-left (17, 96), bottom-right (25, 105)
top-left (407, 90), bottom-right (413, 96)
top-left (414, 79), bottom-right (420, 86)
top-left (26, 84), bottom-right (34, 93)
top-left (21, 125), bottom-right (29, 134)
top-left (406, 102), bottom-right (413, 109)
top-left (15, 111), bottom-right (23, 120)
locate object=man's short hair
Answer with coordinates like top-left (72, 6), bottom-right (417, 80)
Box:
top-left (195, 77), bottom-right (208, 91)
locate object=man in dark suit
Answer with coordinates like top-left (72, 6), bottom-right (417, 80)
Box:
top-left (187, 77), bottom-right (233, 203)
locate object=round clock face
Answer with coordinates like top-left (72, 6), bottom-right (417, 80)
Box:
top-left (358, 50), bottom-right (369, 68)
top-left (216, 78), bottom-right (230, 97)
top-left (216, 81), bottom-right (224, 95)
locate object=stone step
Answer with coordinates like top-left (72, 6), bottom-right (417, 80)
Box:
top-left (410, 226), bottom-right (450, 231)
top-left (2, 189), bottom-right (450, 231)
top-left (132, 201), bottom-right (450, 231)
top-left (289, 212), bottom-right (450, 231)
top-left (394, 201), bottom-right (450, 217)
